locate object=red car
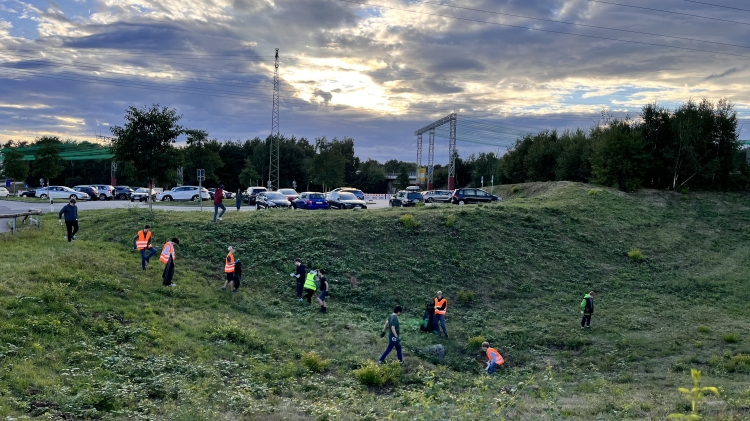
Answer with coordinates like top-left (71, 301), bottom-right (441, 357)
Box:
top-left (277, 188), bottom-right (299, 202)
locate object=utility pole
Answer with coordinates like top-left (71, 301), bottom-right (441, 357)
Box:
top-left (268, 48), bottom-right (280, 191)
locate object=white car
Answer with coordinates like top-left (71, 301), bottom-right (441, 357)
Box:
top-left (0, 187), bottom-right (9, 197)
top-left (157, 186), bottom-right (210, 202)
top-left (89, 184), bottom-right (115, 200)
top-left (36, 186), bottom-right (89, 201)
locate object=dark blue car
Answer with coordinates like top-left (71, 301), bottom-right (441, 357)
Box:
top-left (293, 192), bottom-right (329, 210)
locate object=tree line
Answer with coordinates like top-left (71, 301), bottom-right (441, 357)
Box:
top-left (2, 100), bottom-right (747, 194)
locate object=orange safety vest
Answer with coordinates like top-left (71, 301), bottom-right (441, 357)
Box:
top-left (224, 253), bottom-right (235, 273)
top-left (486, 347), bottom-right (504, 365)
top-left (136, 230), bottom-right (152, 250)
top-left (160, 242), bottom-right (175, 264)
top-left (434, 297), bottom-right (448, 315)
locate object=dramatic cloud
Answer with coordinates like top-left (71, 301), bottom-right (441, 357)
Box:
top-left (0, 0), bottom-right (749, 163)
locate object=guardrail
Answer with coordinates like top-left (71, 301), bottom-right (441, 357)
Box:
top-left (0, 209), bottom-right (42, 234)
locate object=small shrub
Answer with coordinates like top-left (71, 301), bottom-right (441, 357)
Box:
top-left (445, 214), bottom-right (456, 228)
top-left (697, 326), bottom-right (711, 334)
top-left (354, 362), bottom-right (402, 387)
top-left (457, 290), bottom-right (475, 305)
top-left (640, 402), bottom-right (651, 412)
top-left (511, 185), bottom-right (521, 193)
top-left (207, 319), bottom-right (265, 350)
top-left (668, 369), bottom-right (719, 420)
top-left (725, 354), bottom-right (750, 373)
top-left (628, 248), bottom-right (645, 262)
top-left (588, 189), bottom-right (601, 196)
top-left (680, 194), bottom-right (689, 201)
top-left (399, 214), bottom-right (420, 230)
top-left (415, 202), bottom-right (425, 208)
top-left (680, 186), bottom-right (690, 195)
top-left (301, 351), bottom-right (330, 373)
top-left (468, 335), bottom-right (486, 348)
top-left (722, 333), bottom-right (740, 343)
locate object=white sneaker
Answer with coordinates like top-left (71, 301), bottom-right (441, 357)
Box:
top-left (169, 283), bottom-right (176, 287)
top-left (218, 217), bottom-right (223, 221)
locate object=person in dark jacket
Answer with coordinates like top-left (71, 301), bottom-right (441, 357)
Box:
top-left (213, 184), bottom-right (226, 222)
top-left (580, 291), bottom-right (595, 328)
top-left (419, 302), bottom-right (436, 332)
top-left (58, 198), bottom-right (79, 242)
top-left (291, 258), bottom-right (306, 302)
top-left (235, 189), bottom-right (242, 211)
top-left (316, 269), bottom-right (329, 312)
top-left (232, 261), bottom-right (243, 291)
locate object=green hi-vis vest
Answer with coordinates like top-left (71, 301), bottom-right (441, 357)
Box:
top-left (304, 272), bottom-right (317, 290)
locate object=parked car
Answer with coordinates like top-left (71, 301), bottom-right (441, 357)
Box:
top-left (36, 186), bottom-right (89, 201)
top-left (19, 190), bottom-right (36, 198)
top-left (0, 187), bottom-right (9, 197)
top-left (208, 188), bottom-right (234, 200)
top-left (332, 187), bottom-right (365, 201)
top-left (255, 191), bottom-right (292, 209)
top-left (244, 187), bottom-right (267, 205)
top-left (450, 188), bottom-right (501, 205)
top-left (277, 188), bottom-right (299, 202)
top-left (114, 186), bottom-right (134, 200)
top-left (73, 185), bottom-right (100, 200)
top-left (131, 187), bottom-right (157, 202)
top-left (389, 190), bottom-right (424, 207)
top-left (327, 191), bottom-right (367, 209)
top-left (89, 184), bottom-right (115, 201)
top-left (157, 186), bottom-right (210, 202)
top-left (292, 192), bottom-right (328, 210)
top-left (422, 190), bottom-right (453, 203)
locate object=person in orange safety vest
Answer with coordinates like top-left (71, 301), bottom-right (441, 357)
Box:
top-left (133, 224), bottom-right (157, 271)
top-left (433, 290), bottom-right (448, 338)
top-left (160, 237), bottom-right (179, 287)
top-left (481, 342), bottom-right (505, 375)
top-left (222, 246), bottom-right (237, 292)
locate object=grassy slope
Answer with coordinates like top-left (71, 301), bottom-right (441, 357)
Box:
top-left (1, 182), bottom-right (749, 420)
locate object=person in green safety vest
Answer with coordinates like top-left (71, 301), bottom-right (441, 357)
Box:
top-left (303, 270), bottom-right (318, 303)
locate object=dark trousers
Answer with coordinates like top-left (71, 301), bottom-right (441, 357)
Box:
top-left (162, 258), bottom-right (175, 286)
top-left (65, 220), bottom-right (79, 242)
top-left (581, 314), bottom-right (592, 327)
top-left (296, 280), bottom-right (304, 298)
top-left (140, 247), bottom-right (157, 269)
top-left (379, 339), bottom-right (403, 363)
top-left (303, 288), bottom-right (316, 303)
top-left (433, 314), bottom-right (448, 336)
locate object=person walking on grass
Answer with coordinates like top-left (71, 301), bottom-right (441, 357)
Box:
top-left (58, 198), bottom-right (79, 242)
top-left (222, 246), bottom-right (237, 292)
top-left (316, 269), bottom-right (329, 313)
top-left (481, 342), bottom-right (504, 375)
top-left (378, 305), bottom-right (404, 365)
top-left (433, 290), bottom-right (449, 338)
top-left (291, 258), bottom-right (306, 302)
top-left (160, 237), bottom-right (179, 287)
top-left (580, 291), bottom-right (594, 328)
top-left (213, 184), bottom-right (226, 222)
top-left (303, 269), bottom-right (318, 303)
top-left (235, 189), bottom-right (242, 211)
top-left (133, 224), bottom-right (157, 270)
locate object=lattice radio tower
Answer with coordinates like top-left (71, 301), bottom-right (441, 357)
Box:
top-left (268, 48), bottom-right (280, 190)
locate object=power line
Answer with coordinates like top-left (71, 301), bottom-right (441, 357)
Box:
top-left (413, 0), bottom-right (750, 51)
top-left (335, 0), bottom-right (750, 60)
top-left (676, 0), bottom-right (750, 13)
top-left (588, 0), bottom-right (750, 26)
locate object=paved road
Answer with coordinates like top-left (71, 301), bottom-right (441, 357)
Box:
top-left (0, 198), bottom-right (393, 232)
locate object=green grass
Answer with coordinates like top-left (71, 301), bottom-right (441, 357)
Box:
top-left (0, 181), bottom-right (749, 420)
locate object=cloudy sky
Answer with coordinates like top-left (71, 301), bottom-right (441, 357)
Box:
top-left (1, 0), bottom-right (748, 164)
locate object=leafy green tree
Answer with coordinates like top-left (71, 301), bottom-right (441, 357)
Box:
top-left (471, 152), bottom-right (503, 189)
top-left (555, 129), bottom-right (592, 182)
top-left (591, 119), bottom-right (651, 192)
top-left (32, 136), bottom-right (65, 187)
top-left (238, 158), bottom-right (261, 188)
top-left (500, 135), bottom-right (534, 183)
top-left (310, 137), bottom-right (346, 190)
top-left (1, 147), bottom-right (29, 192)
top-left (395, 169), bottom-right (410, 190)
top-left (523, 130), bottom-right (559, 182)
top-left (181, 130), bottom-right (224, 185)
top-left (640, 103), bottom-right (673, 188)
top-left (357, 158), bottom-right (387, 193)
top-left (110, 104), bottom-right (182, 211)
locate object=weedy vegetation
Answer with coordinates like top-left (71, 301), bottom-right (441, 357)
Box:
top-left (0, 182), bottom-right (748, 420)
